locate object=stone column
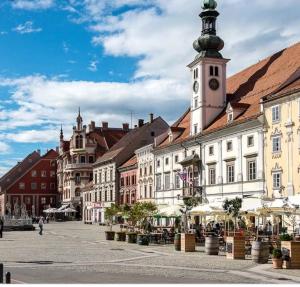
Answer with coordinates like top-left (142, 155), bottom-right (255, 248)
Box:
top-left (218, 140), bottom-right (223, 196)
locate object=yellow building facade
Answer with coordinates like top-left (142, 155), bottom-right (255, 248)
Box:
top-left (263, 79), bottom-right (300, 199)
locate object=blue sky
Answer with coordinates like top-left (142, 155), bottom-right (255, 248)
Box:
top-left (0, 0), bottom-right (300, 176)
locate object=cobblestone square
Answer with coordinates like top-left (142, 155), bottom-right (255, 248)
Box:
top-left (1, 222), bottom-right (300, 284)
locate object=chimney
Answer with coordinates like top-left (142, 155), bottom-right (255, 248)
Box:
top-left (102, 121), bottom-right (108, 129)
top-left (37, 149), bottom-right (41, 155)
top-left (149, 113), bottom-right (154, 123)
top-left (138, 119), bottom-right (144, 127)
top-left (56, 146), bottom-right (59, 153)
top-left (122, 123), bottom-right (129, 131)
top-left (91, 121), bottom-right (95, 130)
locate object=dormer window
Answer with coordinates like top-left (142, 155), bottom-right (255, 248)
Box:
top-left (228, 112), bottom-right (233, 123)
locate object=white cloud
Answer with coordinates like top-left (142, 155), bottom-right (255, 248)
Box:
top-left (5, 129), bottom-right (58, 143)
top-left (0, 142), bottom-right (11, 154)
top-left (0, 74), bottom-right (187, 138)
top-left (13, 21), bottom-right (42, 34)
top-left (11, 0), bottom-right (54, 10)
top-left (88, 60), bottom-right (99, 72)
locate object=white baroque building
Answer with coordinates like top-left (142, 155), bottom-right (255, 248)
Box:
top-left (153, 0), bottom-right (267, 206)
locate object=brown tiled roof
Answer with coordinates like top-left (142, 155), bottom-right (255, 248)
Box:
top-left (95, 117), bottom-right (169, 165)
top-left (230, 103), bottom-right (250, 110)
top-left (158, 42), bottom-right (300, 148)
top-left (120, 155), bottom-right (137, 169)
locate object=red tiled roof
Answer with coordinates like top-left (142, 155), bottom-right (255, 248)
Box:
top-left (158, 42), bottom-right (300, 148)
top-left (120, 155), bottom-right (137, 169)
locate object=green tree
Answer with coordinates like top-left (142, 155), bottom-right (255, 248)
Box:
top-left (223, 197), bottom-right (242, 235)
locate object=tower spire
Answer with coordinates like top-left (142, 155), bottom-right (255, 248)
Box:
top-left (193, 0), bottom-right (224, 59)
top-left (76, 107), bottom-right (83, 130)
top-left (60, 124), bottom-right (64, 140)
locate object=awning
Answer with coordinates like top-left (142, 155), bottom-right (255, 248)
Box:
top-left (58, 204), bottom-right (70, 211)
top-left (190, 204), bottom-right (224, 216)
top-left (156, 205), bottom-right (183, 218)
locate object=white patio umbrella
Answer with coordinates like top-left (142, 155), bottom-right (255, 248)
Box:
top-left (159, 205), bottom-right (183, 218)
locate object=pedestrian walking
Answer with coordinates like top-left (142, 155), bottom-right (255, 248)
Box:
top-left (0, 217), bottom-right (4, 238)
top-left (38, 217), bottom-right (44, 235)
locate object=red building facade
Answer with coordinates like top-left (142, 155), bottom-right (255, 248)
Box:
top-left (0, 149), bottom-right (59, 217)
top-left (118, 155), bottom-right (137, 206)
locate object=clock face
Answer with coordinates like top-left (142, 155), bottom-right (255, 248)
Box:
top-left (193, 81), bottom-right (199, 93)
top-left (209, 78), bottom-right (220, 91)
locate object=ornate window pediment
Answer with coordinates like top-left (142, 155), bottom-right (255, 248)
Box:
top-left (270, 128), bottom-right (282, 138)
top-left (271, 163), bottom-right (283, 173)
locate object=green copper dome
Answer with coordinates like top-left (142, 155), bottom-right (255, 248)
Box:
top-left (202, 0), bottom-right (217, 10)
top-left (193, 0), bottom-right (224, 59)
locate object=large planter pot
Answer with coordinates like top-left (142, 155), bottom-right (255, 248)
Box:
top-left (251, 241), bottom-right (270, 264)
top-left (281, 241), bottom-right (300, 269)
top-left (205, 236), bottom-right (219, 255)
top-left (181, 233), bottom-right (195, 252)
top-left (137, 234), bottom-right (149, 246)
top-left (127, 233), bottom-right (138, 244)
top-left (105, 231), bottom-right (115, 241)
top-left (174, 233), bottom-right (181, 251)
top-left (226, 236), bottom-right (245, 260)
top-left (116, 232), bottom-right (126, 242)
top-left (272, 258), bottom-right (283, 269)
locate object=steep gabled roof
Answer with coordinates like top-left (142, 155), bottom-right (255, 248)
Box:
top-left (95, 117), bottom-right (169, 165)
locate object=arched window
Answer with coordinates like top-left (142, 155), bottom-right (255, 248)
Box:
top-left (75, 135), bottom-right (83, 148)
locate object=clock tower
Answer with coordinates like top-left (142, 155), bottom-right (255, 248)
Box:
top-left (188, 0), bottom-right (229, 135)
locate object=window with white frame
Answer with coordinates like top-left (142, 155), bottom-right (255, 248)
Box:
top-left (227, 163), bottom-right (235, 183)
top-left (272, 105), bottom-right (280, 123)
top-left (19, 182), bottom-right (25, 190)
top-left (175, 155), bottom-right (179, 163)
top-left (272, 136), bottom-right (281, 153)
top-left (227, 141), bottom-right (233, 151)
top-left (247, 136), bottom-right (254, 147)
top-left (194, 124), bottom-right (198, 135)
top-left (273, 172), bottom-right (281, 189)
top-left (165, 158), bottom-right (169, 166)
top-left (157, 160), bottom-right (160, 168)
top-left (41, 183), bottom-right (46, 190)
top-left (209, 146), bottom-right (214, 156)
top-left (164, 173), bottom-right (170, 190)
top-left (175, 173), bottom-right (180, 189)
top-left (209, 167), bottom-right (216, 185)
top-left (247, 159), bottom-right (257, 181)
top-left (156, 174), bottom-right (162, 191)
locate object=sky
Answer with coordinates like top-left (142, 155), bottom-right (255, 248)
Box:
top-left (0, 0), bottom-right (299, 176)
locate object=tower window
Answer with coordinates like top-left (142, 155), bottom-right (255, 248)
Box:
top-left (215, 66), bottom-right (219, 77)
top-left (210, 66), bottom-right (219, 77)
top-left (194, 98), bottom-right (198, 109)
top-left (194, 124), bottom-right (198, 135)
top-left (194, 68), bottom-right (199, 79)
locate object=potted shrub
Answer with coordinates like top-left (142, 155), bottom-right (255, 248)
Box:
top-left (104, 204), bottom-right (119, 240)
top-left (223, 197), bottom-right (245, 260)
top-left (283, 255), bottom-right (291, 269)
top-left (280, 233), bottom-right (300, 269)
top-left (179, 197), bottom-right (201, 252)
top-left (272, 248), bottom-right (283, 269)
top-left (126, 202), bottom-right (157, 244)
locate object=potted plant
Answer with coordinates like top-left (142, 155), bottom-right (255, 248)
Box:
top-left (280, 233), bottom-right (300, 269)
top-left (115, 205), bottom-right (129, 241)
top-left (179, 197), bottom-right (201, 252)
top-left (272, 248), bottom-right (283, 269)
top-left (104, 204), bottom-right (119, 240)
top-left (223, 197), bottom-right (245, 260)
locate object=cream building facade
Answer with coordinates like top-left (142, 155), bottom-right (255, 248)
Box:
top-left (263, 78), bottom-right (300, 199)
